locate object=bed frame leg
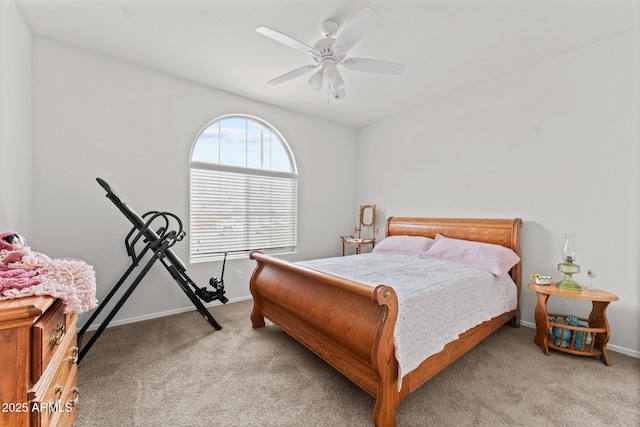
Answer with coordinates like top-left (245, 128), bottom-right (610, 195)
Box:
top-left (251, 306), bottom-right (265, 328)
top-left (373, 395), bottom-right (398, 427)
top-left (509, 307), bottom-right (521, 328)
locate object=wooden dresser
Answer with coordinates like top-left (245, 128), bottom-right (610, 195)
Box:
top-left (0, 296), bottom-right (78, 427)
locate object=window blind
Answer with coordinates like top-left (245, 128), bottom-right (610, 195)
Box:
top-left (190, 165), bottom-right (297, 262)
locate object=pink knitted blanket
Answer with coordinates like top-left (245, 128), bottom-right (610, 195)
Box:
top-left (0, 248), bottom-right (98, 314)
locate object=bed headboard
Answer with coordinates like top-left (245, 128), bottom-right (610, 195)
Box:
top-left (385, 217), bottom-right (523, 287)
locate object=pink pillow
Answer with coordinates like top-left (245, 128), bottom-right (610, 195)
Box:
top-left (419, 234), bottom-right (520, 277)
top-left (372, 235), bottom-right (434, 256)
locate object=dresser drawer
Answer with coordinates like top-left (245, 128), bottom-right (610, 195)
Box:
top-left (30, 327), bottom-right (78, 427)
top-left (49, 367), bottom-right (79, 427)
top-left (30, 367), bottom-right (78, 427)
top-left (31, 301), bottom-right (76, 383)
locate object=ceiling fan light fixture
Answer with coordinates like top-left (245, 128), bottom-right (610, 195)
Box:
top-left (323, 62), bottom-right (340, 84)
top-left (329, 73), bottom-right (345, 92)
top-left (308, 69), bottom-right (324, 90)
top-left (329, 73), bottom-right (345, 100)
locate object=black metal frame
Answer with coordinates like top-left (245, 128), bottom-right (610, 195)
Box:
top-left (77, 178), bottom-right (227, 363)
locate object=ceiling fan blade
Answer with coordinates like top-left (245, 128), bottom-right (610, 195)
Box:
top-left (267, 64), bottom-right (319, 85)
top-left (256, 26), bottom-right (320, 58)
top-left (341, 58), bottom-right (405, 75)
top-left (332, 7), bottom-right (379, 56)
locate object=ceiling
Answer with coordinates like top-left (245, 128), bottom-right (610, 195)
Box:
top-left (15, 0), bottom-right (639, 128)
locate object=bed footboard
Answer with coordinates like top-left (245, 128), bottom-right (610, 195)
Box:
top-left (249, 251), bottom-right (400, 426)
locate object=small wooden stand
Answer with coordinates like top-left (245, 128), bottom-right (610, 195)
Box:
top-left (341, 205), bottom-right (378, 255)
top-left (528, 282), bottom-right (619, 365)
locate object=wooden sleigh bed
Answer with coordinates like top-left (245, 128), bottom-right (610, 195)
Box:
top-left (249, 217), bottom-right (523, 426)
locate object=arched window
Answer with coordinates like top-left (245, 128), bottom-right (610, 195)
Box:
top-left (190, 115), bottom-right (298, 262)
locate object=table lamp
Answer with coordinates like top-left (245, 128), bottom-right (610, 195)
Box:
top-left (556, 233), bottom-right (581, 290)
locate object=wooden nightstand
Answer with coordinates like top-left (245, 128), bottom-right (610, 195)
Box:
top-left (528, 283), bottom-right (619, 365)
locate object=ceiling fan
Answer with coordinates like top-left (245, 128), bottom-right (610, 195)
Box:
top-left (256, 7), bottom-right (405, 100)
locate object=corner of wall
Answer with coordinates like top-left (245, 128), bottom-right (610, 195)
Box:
top-left (0, 0), bottom-right (33, 234)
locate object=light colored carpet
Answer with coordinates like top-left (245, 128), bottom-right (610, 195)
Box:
top-left (75, 299), bottom-right (640, 427)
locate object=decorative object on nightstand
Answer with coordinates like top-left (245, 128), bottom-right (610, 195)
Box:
top-left (587, 270), bottom-right (596, 289)
top-left (341, 205), bottom-right (378, 255)
top-left (556, 233), bottom-right (581, 290)
top-left (530, 273), bottom-right (552, 285)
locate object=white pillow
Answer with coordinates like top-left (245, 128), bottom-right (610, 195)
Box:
top-left (372, 235), bottom-right (434, 256)
top-left (419, 234), bottom-right (520, 277)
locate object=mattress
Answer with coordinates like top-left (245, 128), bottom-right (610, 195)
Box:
top-left (297, 252), bottom-right (517, 379)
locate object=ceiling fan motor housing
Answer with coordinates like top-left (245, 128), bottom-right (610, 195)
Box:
top-left (313, 38), bottom-right (337, 60)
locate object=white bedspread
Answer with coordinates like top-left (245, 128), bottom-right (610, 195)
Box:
top-left (297, 253), bottom-right (517, 380)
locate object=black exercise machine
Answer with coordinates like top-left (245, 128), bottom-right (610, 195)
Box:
top-left (77, 178), bottom-right (228, 363)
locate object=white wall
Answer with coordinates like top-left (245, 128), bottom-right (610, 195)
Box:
top-left (357, 30), bottom-right (639, 355)
top-left (32, 39), bottom-right (357, 327)
top-left (0, 0), bottom-right (32, 233)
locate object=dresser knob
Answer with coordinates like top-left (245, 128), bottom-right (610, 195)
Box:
top-left (66, 387), bottom-right (79, 407)
top-left (71, 387), bottom-right (79, 400)
top-left (68, 346), bottom-right (79, 364)
top-left (49, 324), bottom-right (66, 345)
top-left (54, 385), bottom-right (63, 400)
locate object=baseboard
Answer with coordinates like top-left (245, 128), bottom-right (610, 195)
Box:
top-left (520, 320), bottom-right (639, 359)
top-left (80, 295), bottom-right (253, 332)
